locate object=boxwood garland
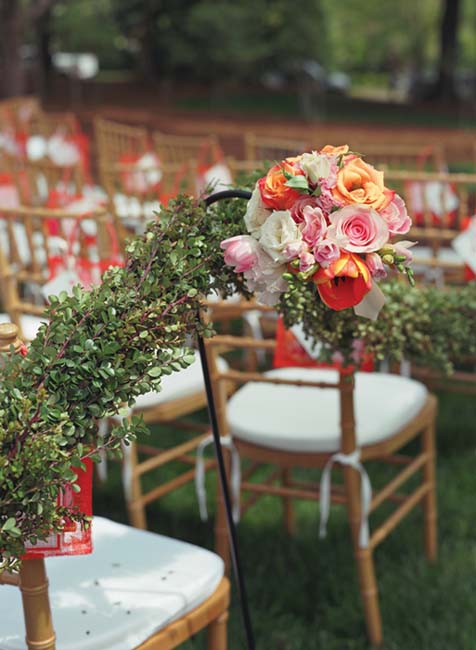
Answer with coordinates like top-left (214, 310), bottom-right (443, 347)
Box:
top-left (1, 190), bottom-right (476, 569)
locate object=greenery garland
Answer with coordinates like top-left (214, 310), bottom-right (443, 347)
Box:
top-left (1, 184), bottom-right (476, 569)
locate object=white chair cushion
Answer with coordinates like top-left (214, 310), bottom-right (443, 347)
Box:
top-left (0, 313), bottom-right (46, 342)
top-left (113, 352), bottom-right (228, 417)
top-left (0, 517), bottom-right (224, 650)
top-left (227, 367), bottom-right (428, 453)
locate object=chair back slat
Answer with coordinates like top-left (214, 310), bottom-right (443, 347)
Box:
top-left (153, 131), bottom-right (219, 166)
top-left (94, 117), bottom-right (149, 168)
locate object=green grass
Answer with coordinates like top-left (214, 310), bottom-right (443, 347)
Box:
top-left (175, 91), bottom-right (476, 130)
top-left (94, 390), bottom-right (476, 649)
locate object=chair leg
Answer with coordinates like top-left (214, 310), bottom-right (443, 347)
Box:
top-left (123, 440), bottom-right (147, 530)
top-left (208, 611), bottom-right (228, 650)
top-left (422, 422), bottom-right (437, 562)
top-left (214, 450), bottom-right (232, 573)
top-left (343, 464), bottom-right (383, 647)
top-left (281, 468), bottom-right (294, 535)
top-left (355, 547), bottom-right (383, 647)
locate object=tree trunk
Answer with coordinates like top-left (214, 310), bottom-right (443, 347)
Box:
top-left (0, 0), bottom-right (25, 98)
top-left (36, 7), bottom-right (53, 100)
top-left (430, 0), bottom-right (461, 101)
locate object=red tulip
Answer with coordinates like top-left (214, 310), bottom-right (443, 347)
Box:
top-left (313, 251), bottom-right (372, 310)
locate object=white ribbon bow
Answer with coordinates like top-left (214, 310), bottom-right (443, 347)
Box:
top-left (319, 449), bottom-right (372, 548)
top-left (195, 434), bottom-right (241, 523)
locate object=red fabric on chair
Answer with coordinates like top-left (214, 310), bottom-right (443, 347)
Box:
top-left (23, 458), bottom-right (93, 558)
top-left (460, 216), bottom-right (476, 282)
top-left (47, 216), bottom-right (123, 290)
top-left (273, 318), bottom-right (374, 373)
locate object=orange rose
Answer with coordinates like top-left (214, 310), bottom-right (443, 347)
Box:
top-left (320, 144), bottom-right (350, 157)
top-left (332, 157), bottom-right (394, 211)
top-left (313, 251), bottom-right (372, 310)
top-left (258, 158), bottom-right (304, 210)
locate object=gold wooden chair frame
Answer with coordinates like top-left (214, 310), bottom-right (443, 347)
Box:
top-left (152, 131), bottom-right (220, 166)
top-left (204, 304), bottom-right (437, 646)
top-left (95, 117), bottom-right (150, 170)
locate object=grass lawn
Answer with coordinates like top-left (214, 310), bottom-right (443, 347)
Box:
top-left (175, 90), bottom-right (476, 130)
top-left (94, 390), bottom-right (476, 649)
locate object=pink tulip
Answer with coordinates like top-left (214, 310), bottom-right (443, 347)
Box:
top-left (221, 235), bottom-right (259, 273)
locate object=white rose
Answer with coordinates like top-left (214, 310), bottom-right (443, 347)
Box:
top-left (243, 248), bottom-right (288, 306)
top-left (299, 152), bottom-right (331, 184)
top-left (244, 182), bottom-right (271, 237)
top-left (258, 210), bottom-right (302, 263)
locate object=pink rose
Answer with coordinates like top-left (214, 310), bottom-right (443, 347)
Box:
top-left (328, 205), bottom-right (389, 253)
top-left (366, 252), bottom-right (387, 280)
top-left (290, 196), bottom-right (321, 224)
top-left (301, 205), bottom-right (327, 246)
top-left (221, 235), bottom-right (259, 272)
top-left (313, 239), bottom-right (341, 267)
top-left (379, 194), bottom-right (411, 235)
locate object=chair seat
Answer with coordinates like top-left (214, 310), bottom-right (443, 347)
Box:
top-left (228, 367), bottom-right (428, 453)
top-left (0, 517), bottom-right (224, 650)
top-left (113, 352), bottom-right (228, 417)
top-left (0, 313), bottom-right (46, 342)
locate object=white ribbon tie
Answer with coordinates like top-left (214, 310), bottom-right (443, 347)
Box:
top-left (319, 449), bottom-right (372, 548)
top-left (195, 434), bottom-right (241, 523)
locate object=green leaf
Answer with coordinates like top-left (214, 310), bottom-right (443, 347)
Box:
top-left (284, 176), bottom-right (309, 191)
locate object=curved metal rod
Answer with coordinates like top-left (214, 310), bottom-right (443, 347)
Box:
top-left (204, 189), bottom-right (252, 207)
top-left (199, 188), bottom-right (255, 650)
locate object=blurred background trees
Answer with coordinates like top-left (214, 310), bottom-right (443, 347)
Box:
top-left (0, 0), bottom-right (475, 104)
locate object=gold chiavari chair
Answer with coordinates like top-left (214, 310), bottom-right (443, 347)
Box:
top-left (352, 143), bottom-right (447, 172)
top-left (202, 303), bottom-right (437, 646)
top-left (26, 109), bottom-right (79, 140)
top-left (244, 132), bottom-right (308, 163)
top-left (0, 96), bottom-right (40, 132)
top-left (0, 205), bottom-right (120, 339)
top-left (100, 160), bottom-right (196, 245)
top-left (153, 131), bottom-right (220, 167)
top-left (0, 324), bottom-right (230, 650)
top-left (95, 117), bottom-right (150, 170)
top-left (16, 156), bottom-right (86, 206)
top-left (101, 300), bottom-right (239, 531)
top-left (384, 170), bottom-right (476, 394)
top-left (384, 169), bottom-right (476, 286)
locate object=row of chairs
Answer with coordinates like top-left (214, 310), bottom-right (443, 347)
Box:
top-left (0, 97), bottom-right (469, 647)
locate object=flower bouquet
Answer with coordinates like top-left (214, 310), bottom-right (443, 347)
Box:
top-left (221, 145), bottom-right (415, 317)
